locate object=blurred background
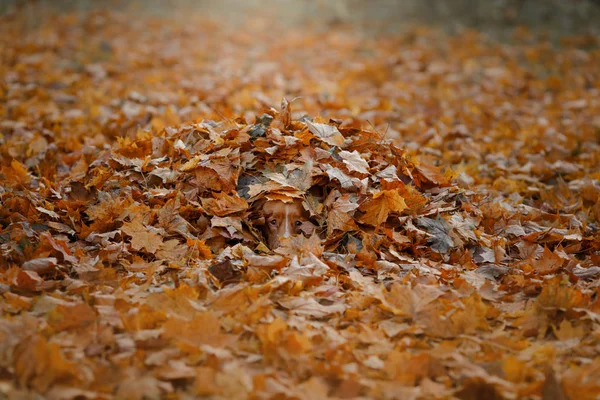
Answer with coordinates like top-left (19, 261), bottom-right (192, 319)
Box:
top-left (1, 0), bottom-right (599, 39)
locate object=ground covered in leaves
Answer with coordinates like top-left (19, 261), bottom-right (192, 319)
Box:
top-left (1, 8), bottom-right (600, 400)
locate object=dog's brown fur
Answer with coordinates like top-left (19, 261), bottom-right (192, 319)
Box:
top-left (262, 199), bottom-right (306, 249)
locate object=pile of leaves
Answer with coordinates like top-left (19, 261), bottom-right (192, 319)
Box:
top-left (1, 8), bottom-right (600, 400)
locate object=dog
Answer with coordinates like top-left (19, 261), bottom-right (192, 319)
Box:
top-left (261, 199), bottom-right (309, 249)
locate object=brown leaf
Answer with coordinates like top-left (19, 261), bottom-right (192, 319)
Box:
top-left (306, 121), bottom-right (345, 147)
top-left (162, 312), bottom-right (230, 347)
top-left (277, 296), bottom-right (346, 318)
top-left (22, 257), bottom-right (58, 274)
top-left (208, 259), bottom-right (241, 285)
top-left (359, 189), bottom-right (407, 227)
top-left (281, 97), bottom-right (291, 128)
top-left (533, 246), bottom-right (565, 275)
top-left (201, 192), bottom-right (248, 217)
top-left (121, 219), bottom-right (163, 254)
top-left (47, 302), bottom-right (97, 332)
top-left (14, 335), bottom-right (81, 393)
top-left (327, 195), bottom-right (359, 236)
top-left (339, 150), bottom-right (370, 174)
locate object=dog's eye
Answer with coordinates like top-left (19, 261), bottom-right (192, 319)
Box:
top-left (269, 220), bottom-right (277, 226)
top-left (295, 221), bottom-right (302, 227)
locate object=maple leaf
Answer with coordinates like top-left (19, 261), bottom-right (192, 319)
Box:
top-left (14, 335), bottom-right (81, 393)
top-left (381, 283), bottom-right (444, 318)
top-left (339, 150), bottom-right (370, 174)
top-left (327, 195), bottom-right (360, 235)
top-left (22, 257), bottom-right (58, 275)
top-left (6, 159), bottom-right (32, 187)
top-left (121, 219), bottom-right (163, 254)
top-left (186, 238), bottom-right (213, 259)
top-left (278, 296), bottom-right (346, 318)
top-left (532, 246), bottom-right (565, 275)
top-left (359, 189), bottom-right (407, 226)
top-left (201, 192), bottom-right (248, 217)
top-left (416, 216), bottom-right (454, 254)
top-left (47, 302), bottom-right (97, 332)
top-left (325, 165), bottom-right (358, 189)
top-left (413, 163), bottom-right (452, 187)
top-left (513, 276), bottom-right (588, 336)
top-left (384, 351), bottom-right (431, 385)
top-left (305, 121), bottom-right (345, 147)
top-left (162, 312), bottom-right (230, 347)
top-left (264, 160), bottom-right (313, 191)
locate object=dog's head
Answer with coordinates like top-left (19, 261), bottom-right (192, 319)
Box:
top-left (258, 199), bottom-right (311, 249)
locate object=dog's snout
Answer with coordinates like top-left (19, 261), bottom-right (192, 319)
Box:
top-left (262, 199), bottom-right (306, 248)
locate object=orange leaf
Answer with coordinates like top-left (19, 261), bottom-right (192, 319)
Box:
top-left (14, 335), bottom-right (81, 393)
top-left (186, 238), bottom-right (214, 259)
top-left (359, 189), bottom-right (407, 227)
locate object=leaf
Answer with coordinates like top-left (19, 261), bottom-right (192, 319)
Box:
top-left (194, 166), bottom-right (235, 192)
top-left (327, 195), bottom-right (359, 235)
top-left (47, 302), bottom-right (97, 332)
top-left (339, 150), bottom-right (370, 174)
top-left (211, 216), bottom-right (242, 235)
top-left (162, 312), bottom-right (230, 347)
top-left (533, 246), bottom-right (565, 275)
top-left (305, 121), bottom-right (345, 147)
top-left (277, 296), bottom-right (346, 318)
top-left (381, 283), bottom-right (444, 318)
top-left (121, 219), bottom-right (163, 254)
top-left (115, 373), bottom-right (162, 400)
top-left (281, 97), bottom-right (291, 128)
top-left (413, 163), bottom-right (451, 187)
top-left (186, 238), bottom-right (213, 259)
top-left (359, 189), bottom-right (407, 227)
top-left (382, 284), bottom-right (489, 338)
top-left (180, 155), bottom-right (203, 171)
top-left (416, 216), bottom-right (454, 253)
top-left (22, 257), bottom-right (58, 275)
top-left (286, 160), bottom-right (313, 191)
top-left (150, 167), bottom-right (179, 183)
top-left (244, 252), bottom-right (288, 272)
top-left (7, 159), bottom-right (31, 186)
top-left (11, 269), bottom-right (44, 291)
top-left (201, 192), bottom-right (248, 217)
top-left (14, 335), bottom-right (81, 393)
top-left (325, 165), bottom-right (357, 189)
top-left (264, 160), bottom-right (313, 191)
top-left (69, 158), bottom-right (89, 182)
top-left (208, 259), bottom-right (241, 285)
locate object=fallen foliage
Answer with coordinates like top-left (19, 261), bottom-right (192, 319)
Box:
top-left (1, 8), bottom-right (600, 400)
